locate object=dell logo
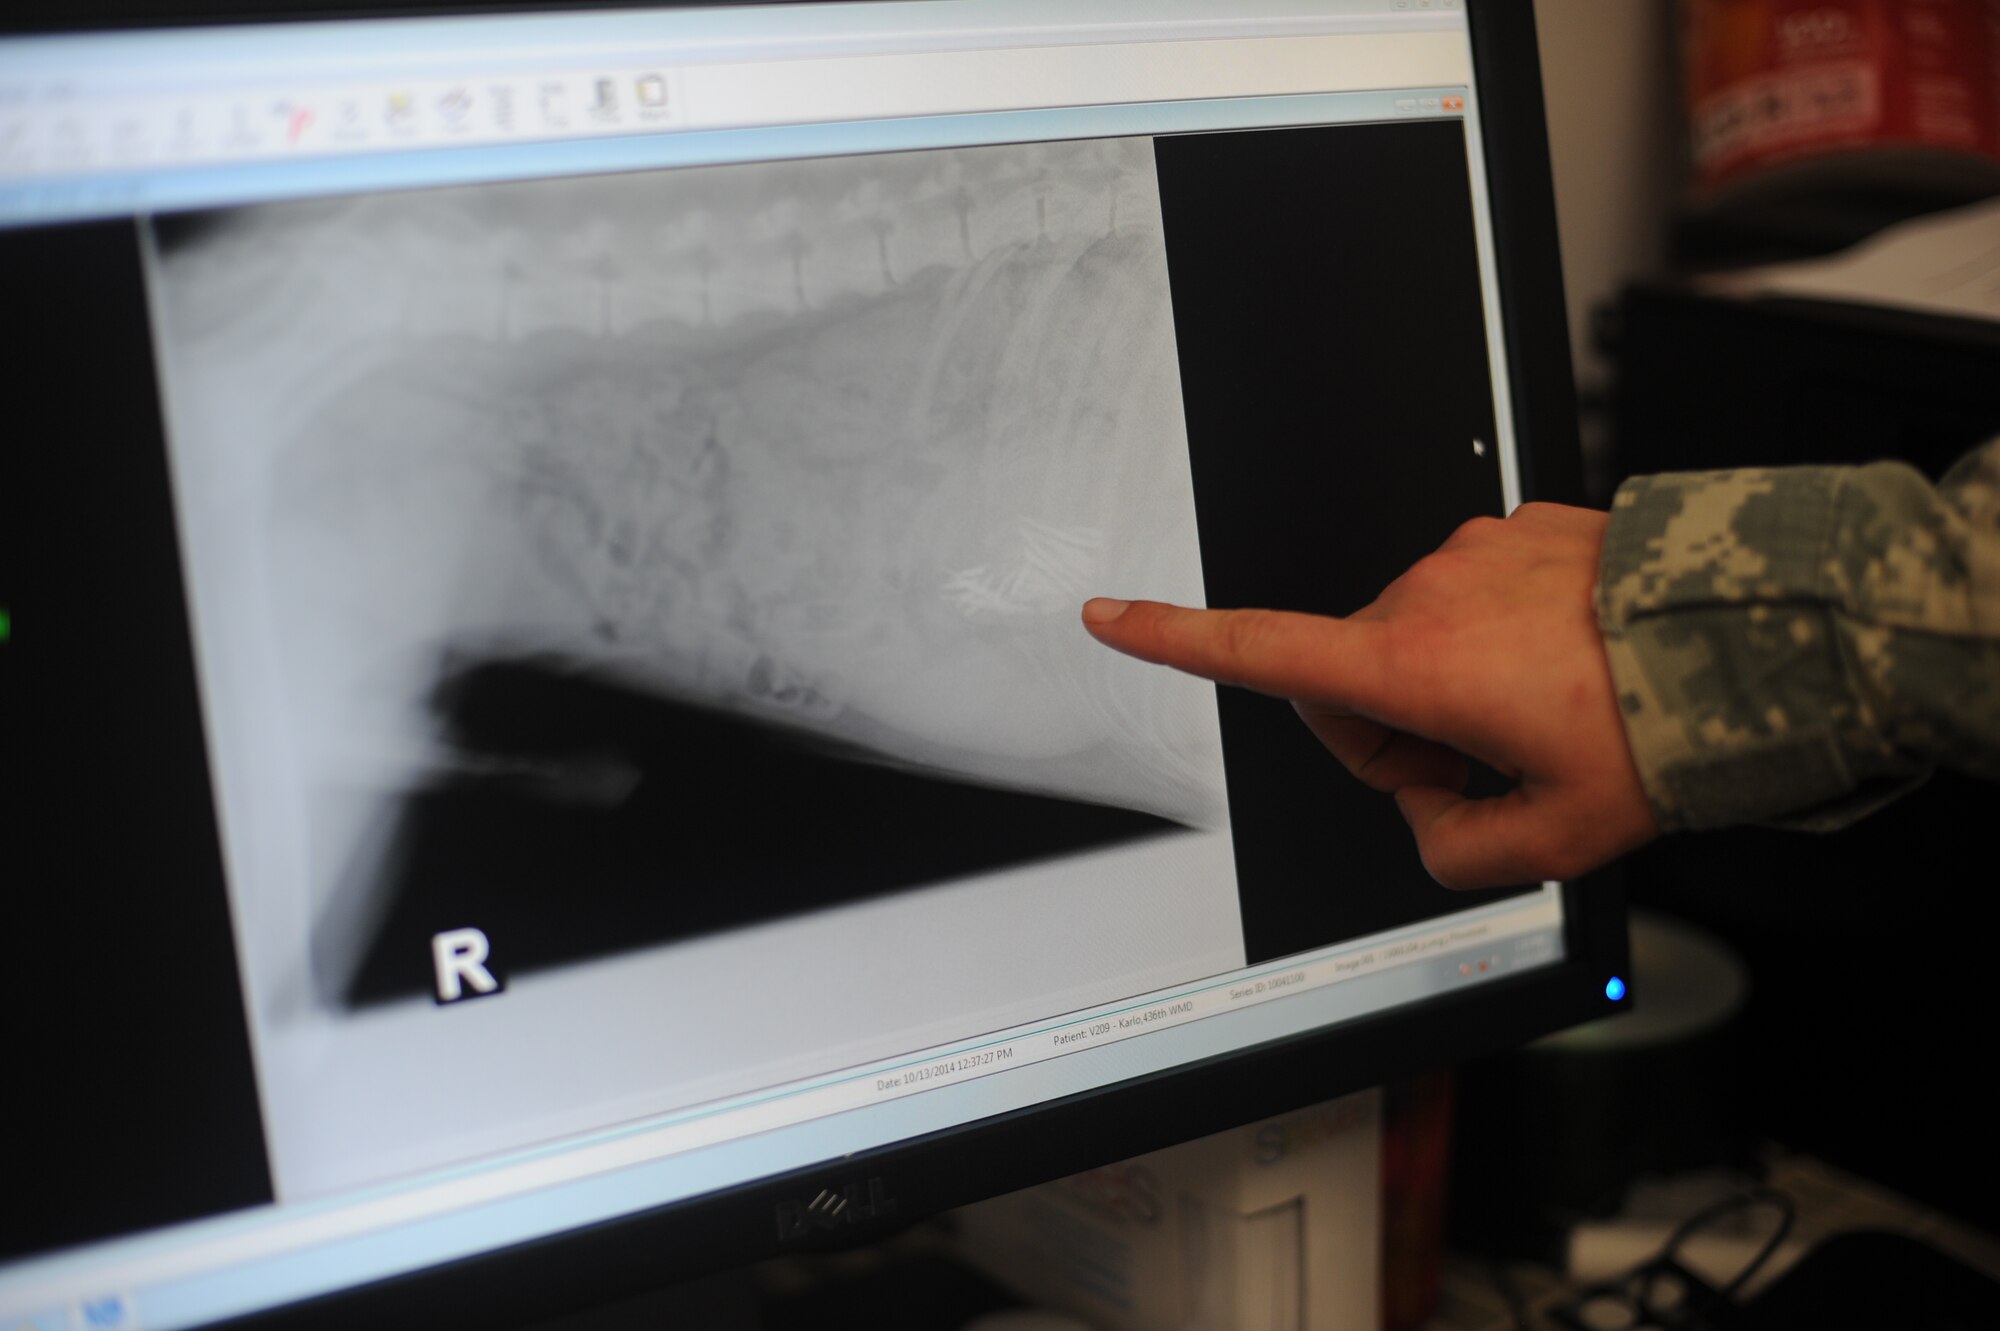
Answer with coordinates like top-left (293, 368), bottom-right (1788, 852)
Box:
top-left (774, 1178), bottom-right (898, 1241)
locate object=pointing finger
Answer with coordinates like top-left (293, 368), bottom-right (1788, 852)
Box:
top-left (1081, 598), bottom-right (1408, 721)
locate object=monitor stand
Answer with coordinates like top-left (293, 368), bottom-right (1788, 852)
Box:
top-left (523, 1091), bottom-right (1383, 1330)
top-left (945, 1089), bottom-right (1382, 1330)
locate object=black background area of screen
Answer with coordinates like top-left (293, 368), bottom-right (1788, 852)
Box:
top-left (1154, 121), bottom-right (1536, 965)
top-left (0, 222), bottom-right (274, 1260)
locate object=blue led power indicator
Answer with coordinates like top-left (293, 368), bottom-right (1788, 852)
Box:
top-left (1605, 976), bottom-right (1627, 1002)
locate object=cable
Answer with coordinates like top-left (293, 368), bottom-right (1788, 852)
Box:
top-left (1640, 1185), bottom-right (1796, 1318)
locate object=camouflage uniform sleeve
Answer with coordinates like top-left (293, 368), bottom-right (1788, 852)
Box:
top-left (1595, 437), bottom-right (2000, 833)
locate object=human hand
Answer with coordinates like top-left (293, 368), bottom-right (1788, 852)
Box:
top-left (1081, 503), bottom-right (1659, 888)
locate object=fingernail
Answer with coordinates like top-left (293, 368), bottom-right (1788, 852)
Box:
top-left (1081, 597), bottom-right (1132, 625)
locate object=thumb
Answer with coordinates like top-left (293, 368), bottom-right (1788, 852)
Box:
top-left (1394, 785), bottom-right (1562, 890)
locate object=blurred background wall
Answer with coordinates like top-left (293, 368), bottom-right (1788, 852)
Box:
top-left (1533, 0), bottom-right (1682, 395)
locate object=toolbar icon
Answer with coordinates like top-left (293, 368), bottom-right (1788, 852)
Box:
top-left (386, 90), bottom-right (415, 130)
top-left (334, 96), bottom-right (365, 139)
top-left (590, 77), bottom-right (618, 120)
top-left (438, 86), bottom-right (472, 127)
top-left (539, 81), bottom-right (569, 127)
top-left (110, 117), bottom-right (148, 161)
top-left (636, 73), bottom-right (668, 110)
top-left (225, 102), bottom-right (261, 148)
top-left (489, 84), bottom-right (516, 130)
top-left (77, 1293), bottom-right (136, 1329)
top-left (1442, 94), bottom-right (1465, 112)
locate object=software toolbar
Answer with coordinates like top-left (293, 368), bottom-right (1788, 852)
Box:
top-left (0, 65), bottom-right (684, 178)
top-left (0, 25), bottom-right (1469, 188)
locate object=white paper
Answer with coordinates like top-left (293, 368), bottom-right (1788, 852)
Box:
top-left (1700, 198), bottom-right (2000, 324)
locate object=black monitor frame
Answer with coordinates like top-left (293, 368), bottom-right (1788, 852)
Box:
top-left (6, 4), bottom-right (1625, 1326)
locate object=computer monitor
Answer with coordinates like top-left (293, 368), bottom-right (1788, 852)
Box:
top-left (1, 2), bottom-right (1625, 1326)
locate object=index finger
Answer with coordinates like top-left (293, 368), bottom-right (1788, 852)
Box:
top-left (1081, 597), bottom-right (1408, 721)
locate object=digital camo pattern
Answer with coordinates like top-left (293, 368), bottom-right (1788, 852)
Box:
top-left (1596, 437), bottom-right (2000, 832)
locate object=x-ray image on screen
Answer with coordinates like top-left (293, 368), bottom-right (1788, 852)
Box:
top-left (146, 137), bottom-right (1246, 1196)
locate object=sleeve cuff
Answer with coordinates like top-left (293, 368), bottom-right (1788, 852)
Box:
top-left (1595, 467), bottom-right (1925, 832)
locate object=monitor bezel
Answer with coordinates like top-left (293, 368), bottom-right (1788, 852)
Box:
top-left (16, 4), bottom-right (1628, 1325)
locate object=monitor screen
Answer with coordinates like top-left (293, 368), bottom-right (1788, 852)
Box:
top-left (0, 3), bottom-right (1623, 1326)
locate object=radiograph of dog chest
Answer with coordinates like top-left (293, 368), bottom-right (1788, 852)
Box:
top-left (149, 137), bottom-right (1229, 1002)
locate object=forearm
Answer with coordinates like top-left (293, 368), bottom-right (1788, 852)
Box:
top-left (1596, 438), bottom-right (2000, 833)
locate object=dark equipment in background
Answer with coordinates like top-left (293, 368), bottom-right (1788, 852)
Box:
top-left (1596, 275), bottom-right (2000, 1233)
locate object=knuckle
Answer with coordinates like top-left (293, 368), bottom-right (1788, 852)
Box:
top-left (1398, 549), bottom-right (1459, 593)
top-left (1445, 514), bottom-right (1504, 548)
top-left (1374, 617), bottom-right (1438, 691)
top-left (1372, 617), bottom-right (1414, 676)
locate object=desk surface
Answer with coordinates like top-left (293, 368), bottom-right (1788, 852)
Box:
top-left (1425, 1145), bottom-right (2000, 1331)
